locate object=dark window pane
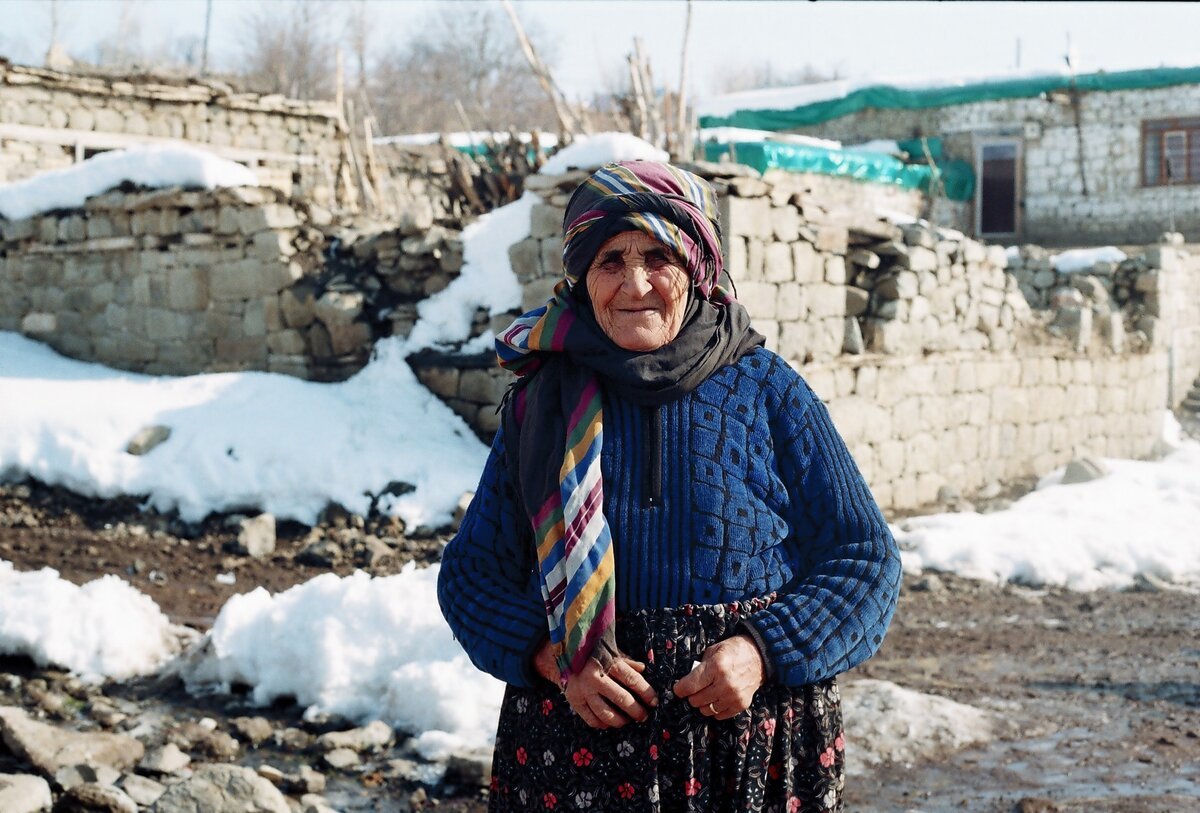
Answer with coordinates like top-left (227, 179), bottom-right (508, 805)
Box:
top-left (1144, 131), bottom-right (1161, 185)
top-left (1164, 131), bottom-right (1187, 182)
top-left (1190, 128), bottom-right (1200, 182)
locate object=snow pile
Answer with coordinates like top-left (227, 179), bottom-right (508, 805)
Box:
top-left (0, 561), bottom-right (188, 681)
top-left (0, 332), bottom-right (487, 528)
top-left (181, 564), bottom-right (504, 760)
top-left (405, 192), bottom-right (534, 352)
top-left (0, 145), bottom-right (257, 221)
top-left (539, 132), bottom-right (668, 175)
top-left (897, 422), bottom-right (1200, 590)
top-left (842, 679), bottom-right (993, 773)
top-left (1050, 246), bottom-right (1128, 273)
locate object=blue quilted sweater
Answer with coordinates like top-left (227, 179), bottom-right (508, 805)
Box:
top-left (437, 347), bottom-right (901, 688)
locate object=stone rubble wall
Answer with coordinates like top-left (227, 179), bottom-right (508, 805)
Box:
top-left (782, 83), bottom-right (1200, 244)
top-left (0, 61), bottom-right (345, 206)
top-left (0, 182), bottom-right (466, 380)
top-left (421, 167), bottom-right (1199, 514)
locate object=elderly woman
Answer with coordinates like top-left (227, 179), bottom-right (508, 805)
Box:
top-left (438, 161), bottom-right (900, 813)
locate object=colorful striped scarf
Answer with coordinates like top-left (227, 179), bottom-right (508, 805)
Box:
top-left (497, 161), bottom-right (761, 680)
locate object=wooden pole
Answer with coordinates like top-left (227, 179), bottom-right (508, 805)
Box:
top-left (675, 0), bottom-right (694, 160)
top-left (200, 0), bottom-right (213, 76)
top-left (500, 0), bottom-right (580, 140)
top-left (627, 51), bottom-right (649, 141)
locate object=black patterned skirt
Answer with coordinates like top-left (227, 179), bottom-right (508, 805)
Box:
top-left (488, 597), bottom-right (845, 812)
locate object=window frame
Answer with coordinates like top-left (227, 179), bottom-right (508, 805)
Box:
top-left (1141, 117), bottom-right (1200, 187)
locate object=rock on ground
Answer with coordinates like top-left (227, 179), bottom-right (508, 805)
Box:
top-left (117, 774), bottom-right (166, 807)
top-left (148, 764), bottom-right (290, 813)
top-left (60, 782), bottom-right (139, 813)
top-left (0, 707), bottom-right (144, 777)
top-left (315, 720), bottom-right (393, 753)
top-left (841, 679), bottom-right (994, 774)
top-left (0, 773), bottom-right (52, 813)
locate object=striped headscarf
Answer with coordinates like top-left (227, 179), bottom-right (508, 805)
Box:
top-left (496, 161), bottom-right (761, 680)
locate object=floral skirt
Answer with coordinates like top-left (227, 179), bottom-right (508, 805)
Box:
top-left (488, 597), bottom-right (845, 813)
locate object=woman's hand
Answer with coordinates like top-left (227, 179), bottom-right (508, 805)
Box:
top-left (673, 633), bottom-right (766, 721)
top-left (533, 641), bottom-right (658, 729)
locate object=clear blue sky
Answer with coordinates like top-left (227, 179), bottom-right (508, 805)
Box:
top-left (4, 1), bottom-right (1198, 101)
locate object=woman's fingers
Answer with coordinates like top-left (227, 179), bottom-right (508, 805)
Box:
top-left (608, 659), bottom-right (658, 708)
top-left (597, 675), bottom-right (650, 723)
top-left (672, 660), bottom-right (710, 699)
top-left (592, 696), bottom-right (630, 727)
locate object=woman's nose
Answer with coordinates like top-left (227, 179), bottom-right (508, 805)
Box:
top-left (620, 265), bottom-right (654, 295)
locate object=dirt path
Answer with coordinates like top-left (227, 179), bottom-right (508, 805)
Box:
top-left (2, 482), bottom-right (1198, 811)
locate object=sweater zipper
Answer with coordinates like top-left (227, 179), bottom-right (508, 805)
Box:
top-left (643, 406), bottom-right (662, 508)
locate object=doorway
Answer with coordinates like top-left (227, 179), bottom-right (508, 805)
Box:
top-left (976, 139), bottom-right (1021, 238)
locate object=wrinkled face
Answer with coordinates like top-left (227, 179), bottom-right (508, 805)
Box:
top-left (584, 231), bottom-right (690, 352)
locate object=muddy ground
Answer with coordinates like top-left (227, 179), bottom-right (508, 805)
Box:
top-left (1, 481), bottom-right (1198, 813)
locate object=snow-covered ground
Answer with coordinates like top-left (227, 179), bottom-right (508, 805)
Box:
top-left (0, 332), bottom-right (487, 529)
top-left (0, 145), bottom-right (256, 221)
top-left (896, 417), bottom-right (1200, 591)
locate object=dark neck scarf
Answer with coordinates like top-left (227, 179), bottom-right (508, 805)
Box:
top-left (494, 161), bottom-right (763, 679)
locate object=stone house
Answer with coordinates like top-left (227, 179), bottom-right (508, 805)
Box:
top-left (698, 66), bottom-right (1200, 245)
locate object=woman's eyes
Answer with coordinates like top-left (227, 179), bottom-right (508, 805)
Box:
top-left (595, 254), bottom-right (678, 272)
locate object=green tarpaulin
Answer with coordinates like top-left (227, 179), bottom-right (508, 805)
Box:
top-left (702, 141), bottom-right (975, 201)
top-left (698, 66), bottom-right (1200, 131)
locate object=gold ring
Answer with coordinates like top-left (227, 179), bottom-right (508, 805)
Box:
top-left (707, 703), bottom-right (717, 715)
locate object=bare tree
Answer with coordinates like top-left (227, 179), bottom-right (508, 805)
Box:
top-left (370, 4), bottom-right (557, 136)
top-left (235, 0), bottom-right (336, 100)
top-left (710, 61), bottom-right (841, 95)
top-left (89, 0), bottom-right (147, 69)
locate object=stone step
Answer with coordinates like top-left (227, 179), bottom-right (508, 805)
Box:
top-left (1183, 396), bottom-right (1200, 413)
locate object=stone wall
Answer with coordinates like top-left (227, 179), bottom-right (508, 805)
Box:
top-left (782, 83), bottom-right (1200, 244)
top-left (0, 60), bottom-right (346, 207)
top-left (421, 166), bottom-right (1200, 515)
top-left (0, 179), bottom-right (466, 380)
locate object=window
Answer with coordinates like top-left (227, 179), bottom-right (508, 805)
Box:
top-left (1142, 118), bottom-right (1200, 185)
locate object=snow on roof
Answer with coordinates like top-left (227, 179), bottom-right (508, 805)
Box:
top-left (374, 131), bottom-right (560, 149)
top-left (538, 132), bottom-right (668, 175)
top-left (0, 145), bottom-right (258, 221)
top-left (698, 127), bottom-right (842, 150)
top-left (697, 64), bottom-right (1200, 129)
top-left (698, 67), bottom-right (1071, 119)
